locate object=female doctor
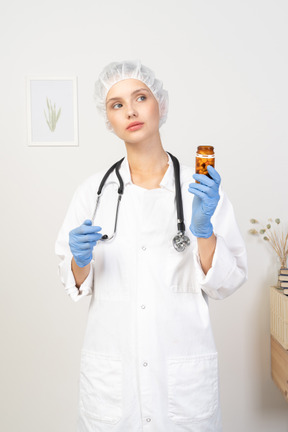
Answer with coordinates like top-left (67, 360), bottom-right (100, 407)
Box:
top-left (55, 60), bottom-right (248, 432)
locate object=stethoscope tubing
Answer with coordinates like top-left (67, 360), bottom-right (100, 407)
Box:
top-left (91, 153), bottom-right (190, 251)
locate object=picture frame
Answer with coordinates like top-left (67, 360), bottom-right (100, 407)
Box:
top-left (27, 77), bottom-right (78, 147)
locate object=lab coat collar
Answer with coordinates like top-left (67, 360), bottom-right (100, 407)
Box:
top-left (119, 151), bottom-right (175, 193)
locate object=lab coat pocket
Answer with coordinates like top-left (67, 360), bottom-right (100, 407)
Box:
top-left (80, 350), bottom-right (122, 424)
top-left (166, 246), bottom-right (199, 293)
top-left (167, 353), bottom-right (218, 423)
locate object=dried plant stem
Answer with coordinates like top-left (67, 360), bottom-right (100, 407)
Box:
top-left (249, 218), bottom-right (288, 268)
top-left (265, 228), bottom-right (288, 266)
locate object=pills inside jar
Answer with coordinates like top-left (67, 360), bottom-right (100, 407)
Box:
top-left (195, 146), bottom-right (215, 181)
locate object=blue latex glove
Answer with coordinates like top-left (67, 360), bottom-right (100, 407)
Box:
top-left (188, 165), bottom-right (221, 238)
top-left (69, 219), bottom-right (102, 267)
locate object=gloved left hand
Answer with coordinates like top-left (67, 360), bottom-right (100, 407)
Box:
top-left (188, 165), bottom-right (221, 238)
top-left (69, 219), bottom-right (102, 268)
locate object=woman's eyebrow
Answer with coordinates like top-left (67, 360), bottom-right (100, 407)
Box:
top-left (106, 88), bottom-right (150, 104)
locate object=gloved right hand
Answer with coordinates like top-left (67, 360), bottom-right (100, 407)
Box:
top-left (188, 165), bottom-right (221, 238)
top-left (69, 219), bottom-right (102, 268)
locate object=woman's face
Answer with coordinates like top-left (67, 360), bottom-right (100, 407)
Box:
top-left (105, 79), bottom-right (160, 142)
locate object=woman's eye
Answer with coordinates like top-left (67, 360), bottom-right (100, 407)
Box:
top-left (111, 95), bottom-right (146, 109)
top-left (113, 103), bottom-right (122, 109)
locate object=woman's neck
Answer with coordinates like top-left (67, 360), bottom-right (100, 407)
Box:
top-left (125, 135), bottom-right (169, 189)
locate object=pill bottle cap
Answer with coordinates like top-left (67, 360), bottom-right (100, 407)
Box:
top-left (196, 146), bottom-right (215, 158)
top-left (196, 146), bottom-right (214, 155)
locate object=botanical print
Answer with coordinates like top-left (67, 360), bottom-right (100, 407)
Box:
top-left (27, 77), bottom-right (78, 146)
top-left (44, 97), bottom-right (61, 132)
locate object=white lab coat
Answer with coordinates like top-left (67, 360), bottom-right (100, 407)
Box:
top-left (55, 153), bottom-right (247, 432)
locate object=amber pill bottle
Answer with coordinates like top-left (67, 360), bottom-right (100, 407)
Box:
top-left (195, 146), bottom-right (215, 181)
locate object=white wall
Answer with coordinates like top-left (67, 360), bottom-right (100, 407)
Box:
top-left (1, 0), bottom-right (288, 430)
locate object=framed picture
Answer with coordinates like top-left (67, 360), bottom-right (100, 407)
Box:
top-left (27, 77), bottom-right (78, 146)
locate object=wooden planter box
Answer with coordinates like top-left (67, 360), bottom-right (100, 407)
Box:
top-left (270, 287), bottom-right (288, 402)
top-left (270, 286), bottom-right (288, 350)
top-left (271, 335), bottom-right (288, 402)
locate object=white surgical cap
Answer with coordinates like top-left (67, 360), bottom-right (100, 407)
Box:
top-left (94, 59), bottom-right (169, 131)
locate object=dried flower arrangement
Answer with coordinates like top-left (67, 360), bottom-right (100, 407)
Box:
top-left (249, 218), bottom-right (288, 269)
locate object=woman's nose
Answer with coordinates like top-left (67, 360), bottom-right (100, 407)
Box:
top-left (126, 104), bottom-right (137, 118)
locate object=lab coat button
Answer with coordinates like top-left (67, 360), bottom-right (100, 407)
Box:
top-left (141, 304), bottom-right (146, 309)
top-left (146, 418), bottom-right (151, 422)
top-left (141, 246), bottom-right (147, 251)
top-left (143, 362), bottom-right (148, 367)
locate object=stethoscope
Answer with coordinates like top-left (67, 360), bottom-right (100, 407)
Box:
top-left (91, 152), bottom-right (190, 252)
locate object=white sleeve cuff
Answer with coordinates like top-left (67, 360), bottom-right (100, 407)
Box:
top-left (194, 235), bottom-right (247, 300)
top-left (58, 254), bottom-right (94, 302)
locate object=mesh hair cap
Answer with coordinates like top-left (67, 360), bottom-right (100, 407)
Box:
top-left (94, 59), bottom-right (169, 131)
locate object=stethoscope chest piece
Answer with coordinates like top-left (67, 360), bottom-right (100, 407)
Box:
top-left (172, 231), bottom-right (191, 252)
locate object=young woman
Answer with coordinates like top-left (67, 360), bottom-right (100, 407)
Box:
top-left (55, 60), bottom-right (248, 432)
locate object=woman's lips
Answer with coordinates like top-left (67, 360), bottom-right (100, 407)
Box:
top-left (127, 122), bottom-right (144, 131)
